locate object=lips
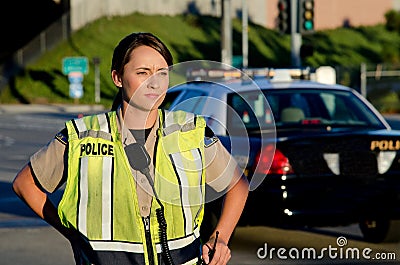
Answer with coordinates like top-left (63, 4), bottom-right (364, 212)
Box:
top-left (144, 93), bottom-right (161, 99)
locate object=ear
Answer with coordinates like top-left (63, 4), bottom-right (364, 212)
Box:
top-left (111, 70), bottom-right (122, 87)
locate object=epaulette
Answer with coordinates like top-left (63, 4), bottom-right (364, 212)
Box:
top-left (204, 126), bottom-right (218, 148)
top-left (55, 128), bottom-right (68, 145)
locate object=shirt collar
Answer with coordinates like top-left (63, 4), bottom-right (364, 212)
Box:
top-left (115, 105), bottom-right (159, 152)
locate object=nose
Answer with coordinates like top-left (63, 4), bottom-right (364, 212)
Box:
top-left (147, 74), bottom-right (161, 89)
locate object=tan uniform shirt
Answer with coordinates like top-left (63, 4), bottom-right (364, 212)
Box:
top-left (30, 110), bottom-right (240, 216)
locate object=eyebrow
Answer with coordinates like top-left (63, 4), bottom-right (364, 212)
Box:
top-left (135, 67), bottom-right (169, 72)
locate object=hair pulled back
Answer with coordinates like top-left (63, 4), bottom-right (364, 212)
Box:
top-left (111, 32), bottom-right (173, 110)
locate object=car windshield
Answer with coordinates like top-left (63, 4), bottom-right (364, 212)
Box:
top-left (227, 88), bottom-right (385, 133)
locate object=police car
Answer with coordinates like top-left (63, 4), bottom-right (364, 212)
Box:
top-left (162, 65), bottom-right (400, 243)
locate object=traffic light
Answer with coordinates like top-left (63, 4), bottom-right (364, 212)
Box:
top-left (277, 0), bottom-right (291, 34)
top-left (298, 0), bottom-right (314, 34)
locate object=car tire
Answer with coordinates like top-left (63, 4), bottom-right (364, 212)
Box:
top-left (359, 219), bottom-right (400, 243)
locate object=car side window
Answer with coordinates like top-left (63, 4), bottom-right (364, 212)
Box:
top-left (164, 88), bottom-right (207, 114)
top-left (179, 90), bottom-right (207, 114)
top-left (320, 93), bottom-right (351, 121)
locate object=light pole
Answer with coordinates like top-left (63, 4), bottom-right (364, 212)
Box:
top-left (93, 57), bottom-right (101, 103)
top-left (221, 0), bottom-right (232, 66)
top-left (242, 0), bottom-right (248, 68)
top-left (290, 0), bottom-right (302, 67)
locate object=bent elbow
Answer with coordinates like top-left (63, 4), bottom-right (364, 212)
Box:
top-left (13, 172), bottom-right (24, 197)
top-left (12, 164), bottom-right (32, 197)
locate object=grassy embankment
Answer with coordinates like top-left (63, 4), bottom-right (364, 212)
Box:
top-left (1, 13), bottom-right (400, 112)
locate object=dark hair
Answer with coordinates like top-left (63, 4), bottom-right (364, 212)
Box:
top-left (111, 32), bottom-right (173, 110)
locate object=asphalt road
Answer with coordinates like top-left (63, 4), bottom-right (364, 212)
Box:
top-left (0, 104), bottom-right (101, 265)
top-left (1, 104), bottom-right (400, 265)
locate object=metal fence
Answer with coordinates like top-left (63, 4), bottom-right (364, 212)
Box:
top-left (0, 12), bottom-right (71, 90)
top-left (360, 62), bottom-right (400, 97)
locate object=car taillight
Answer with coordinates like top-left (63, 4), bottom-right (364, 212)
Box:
top-left (254, 146), bottom-right (294, 175)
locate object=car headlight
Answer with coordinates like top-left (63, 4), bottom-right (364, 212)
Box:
top-left (323, 153), bottom-right (340, 175)
top-left (376, 151), bottom-right (396, 174)
top-left (323, 152), bottom-right (396, 175)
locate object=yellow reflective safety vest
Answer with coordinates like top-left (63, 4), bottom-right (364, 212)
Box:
top-left (58, 109), bottom-right (206, 265)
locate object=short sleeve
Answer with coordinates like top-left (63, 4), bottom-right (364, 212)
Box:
top-left (30, 129), bottom-right (68, 193)
top-left (204, 138), bottom-right (240, 192)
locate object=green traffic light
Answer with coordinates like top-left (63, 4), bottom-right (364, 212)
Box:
top-left (304, 20), bottom-right (313, 30)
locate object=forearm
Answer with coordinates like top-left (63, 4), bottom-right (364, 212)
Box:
top-left (201, 173), bottom-right (249, 264)
top-left (13, 164), bottom-right (48, 219)
top-left (13, 164), bottom-right (71, 237)
top-left (212, 173), bottom-right (249, 244)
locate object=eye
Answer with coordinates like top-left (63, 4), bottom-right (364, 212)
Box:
top-left (158, 70), bottom-right (169, 76)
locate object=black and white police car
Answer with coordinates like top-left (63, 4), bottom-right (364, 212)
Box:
top-left (163, 64), bottom-right (400, 243)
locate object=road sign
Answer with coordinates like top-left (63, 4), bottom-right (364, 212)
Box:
top-left (68, 71), bottom-right (84, 99)
top-left (69, 83), bottom-right (83, 99)
top-left (62, 57), bottom-right (89, 75)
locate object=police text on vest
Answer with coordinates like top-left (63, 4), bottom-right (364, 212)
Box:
top-left (80, 143), bottom-right (114, 156)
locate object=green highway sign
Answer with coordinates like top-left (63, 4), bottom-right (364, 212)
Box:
top-left (62, 57), bottom-right (89, 75)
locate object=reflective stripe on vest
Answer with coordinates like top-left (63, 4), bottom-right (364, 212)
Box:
top-left (73, 114), bottom-right (113, 239)
top-left (158, 110), bottom-right (206, 237)
top-left (163, 110), bottom-right (196, 135)
top-left (169, 149), bottom-right (203, 235)
top-left (90, 226), bottom-right (200, 253)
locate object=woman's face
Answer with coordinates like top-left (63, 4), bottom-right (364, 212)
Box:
top-left (112, 45), bottom-right (169, 112)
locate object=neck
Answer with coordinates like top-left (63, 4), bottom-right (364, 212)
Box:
top-left (122, 104), bottom-right (158, 129)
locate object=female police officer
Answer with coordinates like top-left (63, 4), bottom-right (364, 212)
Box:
top-left (12, 32), bottom-right (249, 265)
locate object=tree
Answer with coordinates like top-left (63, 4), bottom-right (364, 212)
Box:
top-left (384, 10), bottom-right (400, 32)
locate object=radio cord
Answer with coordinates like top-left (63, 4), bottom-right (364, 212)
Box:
top-left (142, 167), bottom-right (175, 265)
top-left (125, 143), bottom-right (175, 265)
